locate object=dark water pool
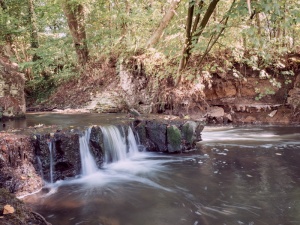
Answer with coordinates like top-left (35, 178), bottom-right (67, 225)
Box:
top-left (23, 126), bottom-right (300, 225)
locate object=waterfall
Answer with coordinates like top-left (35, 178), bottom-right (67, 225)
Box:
top-left (78, 126), bottom-right (141, 175)
top-left (127, 127), bottom-right (139, 156)
top-left (48, 140), bottom-right (54, 183)
top-left (101, 126), bottom-right (139, 163)
top-left (79, 128), bottom-right (98, 176)
top-left (37, 156), bottom-right (44, 180)
top-left (134, 131), bottom-right (146, 152)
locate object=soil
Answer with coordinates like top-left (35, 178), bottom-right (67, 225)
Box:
top-left (26, 53), bottom-right (300, 125)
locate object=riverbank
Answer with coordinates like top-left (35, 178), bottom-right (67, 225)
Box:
top-left (25, 53), bottom-right (300, 125)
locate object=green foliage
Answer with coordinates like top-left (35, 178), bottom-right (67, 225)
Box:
top-left (0, 0), bottom-right (299, 105)
top-left (255, 88), bottom-right (276, 101)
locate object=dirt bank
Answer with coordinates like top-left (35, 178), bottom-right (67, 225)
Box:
top-left (27, 53), bottom-right (300, 125)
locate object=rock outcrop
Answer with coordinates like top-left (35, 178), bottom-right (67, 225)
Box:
top-left (287, 74), bottom-right (300, 112)
top-left (133, 119), bottom-right (204, 153)
top-left (0, 133), bottom-right (43, 197)
top-left (33, 130), bottom-right (82, 182)
top-left (1, 118), bottom-right (203, 196)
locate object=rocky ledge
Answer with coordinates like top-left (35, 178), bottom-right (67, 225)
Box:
top-left (0, 118), bottom-right (204, 197)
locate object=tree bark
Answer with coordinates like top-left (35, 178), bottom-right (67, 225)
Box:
top-left (62, 1), bottom-right (89, 66)
top-left (178, 0), bottom-right (219, 71)
top-left (146, 0), bottom-right (181, 48)
top-left (178, 0), bottom-right (195, 71)
top-left (28, 0), bottom-right (39, 49)
top-left (193, 0), bottom-right (220, 40)
top-left (191, 0), bottom-right (204, 35)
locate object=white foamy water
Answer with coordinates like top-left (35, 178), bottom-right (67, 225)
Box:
top-left (48, 140), bottom-right (54, 183)
top-left (79, 127), bottom-right (98, 176)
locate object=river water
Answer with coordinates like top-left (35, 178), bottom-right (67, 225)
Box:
top-left (23, 125), bottom-right (300, 225)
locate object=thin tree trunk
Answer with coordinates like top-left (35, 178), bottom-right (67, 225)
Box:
top-left (121, 0), bottom-right (130, 36)
top-left (178, 0), bottom-right (219, 72)
top-left (146, 0), bottom-right (181, 48)
top-left (191, 0), bottom-right (204, 35)
top-left (178, 1), bottom-right (194, 71)
top-left (28, 0), bottom-right (39, 49)
top-left (62, 1), bottom-right (89, 66)
top-left (256, 13), bottom-right (261, 36)
top-left (193, 0), bottom-right (220, 40)
top-left (213, 5), bottom-right (218, 21)
top-left (197, 0), bottom-right (236, 67)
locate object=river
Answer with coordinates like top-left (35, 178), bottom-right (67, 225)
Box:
top-left (23, 124), bottom-right (300, 225)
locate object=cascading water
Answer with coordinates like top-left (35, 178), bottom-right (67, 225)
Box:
top-left (101, 126), bottom-right (139, 163)
top-left (36, 156), bottom-right (44, 180)
top-left (79, 128), bottom-right (98, 176)
top-left (134, 130), bottom-right (146, 152)
top-left (48, 140), bottom-right (54, 183)
top-left (127, 126), bottom-right (139, 155)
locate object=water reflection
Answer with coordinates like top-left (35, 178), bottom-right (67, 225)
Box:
top-left (0, 112), bottom-right (129, 131)
top-left (24, 126), bottom-right (300, 225)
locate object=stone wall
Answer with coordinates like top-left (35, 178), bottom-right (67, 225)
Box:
top-left (0, 57), bottom-right (26, 119)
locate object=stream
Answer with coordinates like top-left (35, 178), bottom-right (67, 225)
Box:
top-left (20, 117), bottom-right (300, 225)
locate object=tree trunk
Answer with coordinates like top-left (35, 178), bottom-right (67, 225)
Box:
top-left (193, 0), bottom-right (220, 40)
top-left (191, 0), bottom-right (204, 35)
top-left (62, 1), bottom-right (89, 66)
top-left (28, 0), bottom-right (39, 49)
top-left (256, 12), bottom-right (261, 36)
top-left (178, 0), bottom-right (219, 71)
top-left (178, 1), bottom-right (195, 71)
top-left (146, 0), bottom-right (181, 48)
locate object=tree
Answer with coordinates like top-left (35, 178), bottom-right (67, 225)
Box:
top-left (146, 0), bottom-right (182, 48)
top-left (178, 0), bottom-right (220, 71)
top-left (28, 0), bottom-right (39, 49)
top-left (62, 0), bottom-right (89, 66)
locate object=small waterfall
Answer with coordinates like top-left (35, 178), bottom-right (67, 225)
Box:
top-left (101, 126), bottom-right (139, 163)
top-left (134, 131), bottom-right (146, 152)
top-left (127, 127), bottom-right (139, 156)
top-left (101, 126), bottom-right (127, 163)
top-left (37, 156), bottom-right (44, 180)
top-left (48, 140), bottom-right (54, 183)
top-left (79, 128), bottom-right (98, 176)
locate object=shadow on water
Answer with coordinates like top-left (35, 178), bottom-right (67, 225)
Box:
top-left (23, 125), bottom-right (300, 225)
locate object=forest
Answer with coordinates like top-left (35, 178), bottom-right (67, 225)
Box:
top-left (1, 2), bottom-right (300, 224)
top-left (0, 0), bottom-right (300, 115)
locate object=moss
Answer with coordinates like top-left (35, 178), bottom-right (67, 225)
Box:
top-left (167, 125), bottom-right (182, 153)
top-left (182, 121), bottom-right (197, 145)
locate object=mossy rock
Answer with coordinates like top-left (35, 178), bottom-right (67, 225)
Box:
top-left (182, 121), bottom-right (198, 145)
top-left (167, 125), bottom-right (182, 153)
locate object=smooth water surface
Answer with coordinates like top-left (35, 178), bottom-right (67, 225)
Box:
top-left (0, 113), bottom-right (129, 131)
top-left (24, 126), bottom-right (300, 225)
